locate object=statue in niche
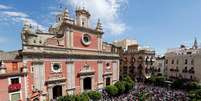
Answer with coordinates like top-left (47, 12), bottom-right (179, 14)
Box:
top-left (83, 64), bottom-right (90, 71)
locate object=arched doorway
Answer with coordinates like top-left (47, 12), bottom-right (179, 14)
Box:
top-left (53, 85), bottom-right (62, 99)
top-left (106, 77), bottom-right (111, 86)
top-left (83, 77), bottom-right (92, 90)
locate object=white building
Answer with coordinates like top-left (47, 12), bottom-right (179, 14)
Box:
top-left (165, 38), bottom-right (201, 82)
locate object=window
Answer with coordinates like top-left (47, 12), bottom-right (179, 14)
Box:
top-left (106, 63), bottom-right (110, 67)
top-left (165, 59), bottom-right (168, 64)
top-left (11, 92), bottom-right (20, 101)
top-left (176, 60), bottom-right (179, 65)
top-left (82, 21), bottom-right (85, 26)
top-left (8, 77), bottom-right (21, 93)
top-left (11, 78), bottom-right (19, 84)
top-left (81, 34), bottom-right (91, 46)
top-left (172, 60), bottom-right (174, 64)
top-left (191, 59), bottom-right (194, 65)
top-left (106, 77), bottom-right (111, 86)
top-left (187, 52), bottom-right (192, 55)
top-left (39, 40), bottom-right (42, 44)
top-left (185, 67), bottom-right (187, 69)
top-left (81, 18), bottom-right (86, 27)
top-left (52, 63), bottom-right (61, 72)
top-left (185, 59), bottom-right (188, 64)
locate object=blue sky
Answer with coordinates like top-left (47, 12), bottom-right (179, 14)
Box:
top-left (0, 0), bottom-right (201, 55)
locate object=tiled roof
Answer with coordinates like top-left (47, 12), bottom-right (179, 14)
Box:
top-left (0, 51), bottom-right (21, 61)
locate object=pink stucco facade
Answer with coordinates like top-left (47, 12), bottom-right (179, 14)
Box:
top-left (0, 8), bottom-right (120, 101)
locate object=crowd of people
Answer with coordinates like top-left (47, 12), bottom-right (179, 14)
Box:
top-left (102, 83), bottom-right (189, 101)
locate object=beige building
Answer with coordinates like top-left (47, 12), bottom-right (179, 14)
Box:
top-left (165, 39), bottom-right (201, 82)
top-left (153, 56), bottom-right (165, 76)
top-left (114, 39), bottom-right (155, 81)
top-left (113, 39), bottom-right (138, 51)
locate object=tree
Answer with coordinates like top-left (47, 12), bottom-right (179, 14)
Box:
top-left (155, 76), bottom-right (165, 86)
top-left (105, 85), bottom-right (118, 96)
top-left (58, 95), bottom-right (77, 101)
top-left (188, 89), bottom-right (201, 100)
top-left (121, 76), bottom-right (134, 92)
top-left (123, 81), bottom-right (133, 92)
top-left (87, 91), bottom-right (102, 101)
top-left (58, 93), bottom-right (89, 101)
top-left (186, 82), bottom-right (201, 91)
top-left (79, 93), bottom-right (90, 101)
top-left (171, 79), bottom-right (184, 89)
top-left (123, 76), bottom-right (134, 85)
top-left (114, 81), bottom-right (125, 94)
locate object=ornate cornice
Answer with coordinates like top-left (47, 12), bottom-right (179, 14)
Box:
top-left (78, 71), bottom-right (95, 76)
top-left (45, 77), bottom-right (66, 85)
top-left (22, 52), bottom-right (119, 60)
top-left (0, 72), bottom-right (27, 78)
top-left (22, 45), bottom-right (120, 59)
top-left (60, 22), bottom-right (104, 35)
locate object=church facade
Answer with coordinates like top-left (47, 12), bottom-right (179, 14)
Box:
top-left (20, 8), bottom-right (120, 101)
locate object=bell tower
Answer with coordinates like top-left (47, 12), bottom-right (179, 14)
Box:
top-left (75, 7), bottom-right (91, 28)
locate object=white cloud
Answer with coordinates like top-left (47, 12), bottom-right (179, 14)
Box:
top-left (2, 11), bottom-right (28, 17)
top-left (0, 10), bottom-right (47, 31)
top-left (0, 3), bottom-right (47, 31)
top-left (108, 22), bottom-right (126, 35)
top-left (0, 4), bottom-right (11, 9)
top-left (62, 0), bottom-right (128, 34)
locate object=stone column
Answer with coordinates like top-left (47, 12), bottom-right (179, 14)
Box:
top-left (48, 86), bottom-right (53, 101)
top-left (70, 30), bottom-right (73, 48)
top-left (80, 77), bottom-right (84, 93)
top-left (92, 76), bottom-right (94, 90)
top-left (62, 84), bottom-right (66, 96)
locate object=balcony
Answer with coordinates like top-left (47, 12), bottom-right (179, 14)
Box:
top-left (8, 83), bottom-right (21, 92)
top-left (182, 69), bottom-right (188, 73)
top-left (175, 69), bottom-right (179, 72)
top-left (170, 68), bottom-right (179, 72)
top-left (170, 68), bottom-right (174, 71)
top-left (189, 69), bottom-right (195, 74)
